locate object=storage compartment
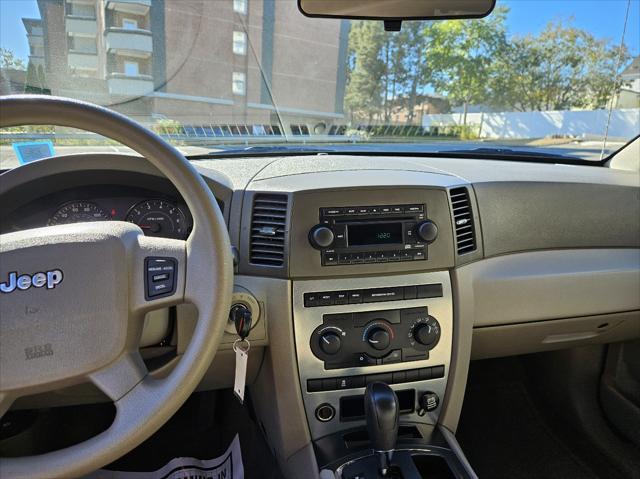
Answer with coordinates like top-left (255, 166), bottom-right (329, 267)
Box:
top-left (471, 311), bottom-right (640, 360)
top-left (342, 425), bottom-right (423, 449)
top-left (340, 389), bottom-right (415, 421)
top-left (412, 454), bottom-right (457, 479)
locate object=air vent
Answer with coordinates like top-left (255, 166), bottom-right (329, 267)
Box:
top-left (450, 187), bottom-right (476, 255)
top-left (250, 194), bottom-right (288, 266)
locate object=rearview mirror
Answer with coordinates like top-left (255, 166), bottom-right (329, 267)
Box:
top-left (298, 0), bottom-right (496, 21)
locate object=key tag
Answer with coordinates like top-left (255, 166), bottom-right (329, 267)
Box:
top-left (233, 338), bottom-right (250, 403)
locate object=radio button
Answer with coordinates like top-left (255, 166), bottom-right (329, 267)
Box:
top-left (404, 222), bottom-right (417, 243)
top-left (323, 208), bottom-right (343, 216)
top-left (323, 252), bottom-right (338, 265)
top-left (338, 253), bottom-right (352, 265)
top-left (405, 204), bottom-right (424, 213)
top-left (375, 251), bottom-right (389, 263)
top-left (333, 224), bottom-right (347, 247)
top-left (345, 207), bottom-right (358, 215)
top-left (357, 207), bottom-right (370, 215)
top-left (363, 252), bottom-right (377, 263)
top-left (392, 206), bottom-right (403, 213)
top-left (381, 206), bottom-right (392, 213)
top-left (388, 250), bottom-right (401, 262)
top-left (351, 252), bottom-right (364, 263)
top-left (413, 249), bottom-right (426, 260)
top-left (400, 251), bottom-right (413, 261)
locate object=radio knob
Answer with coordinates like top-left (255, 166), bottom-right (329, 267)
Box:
top-left (319, 332), bottom-right (342, 355)
top-left (309, 225), bottom-right (335, 249)
top-left (417, 220), bottom-right (438, 243)
top-left (414, 318), bottom-right (441, 347)
top-left (367, 327), bottom-right (391, 351)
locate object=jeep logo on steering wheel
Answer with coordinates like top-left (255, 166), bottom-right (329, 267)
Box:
top-left (0, 270), bottom-right (64, 294)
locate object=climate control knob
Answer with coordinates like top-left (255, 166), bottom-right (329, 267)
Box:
top-left (413, 317), bottom-right (441, 347)
top-left (309, 225), bottom-right (335, 249)
top-left (319, 332), bottom-right (342, 355)
top-left (367, 327), bottom-right (391, 351)
top-left (417, 220), bottom-right (438, 243)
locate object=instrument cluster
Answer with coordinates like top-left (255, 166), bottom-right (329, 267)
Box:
top-left (2, 184), bottom-right (194, 240)
top-left (49, 198), bottom-right (190, 240)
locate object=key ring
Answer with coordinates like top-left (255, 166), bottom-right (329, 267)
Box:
top-left (233, 338), bottom-right (251, 353)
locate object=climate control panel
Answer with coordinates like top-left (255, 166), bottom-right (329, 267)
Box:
top-left (293, 271), bottom-right (452, 440)
top-left (310, 307), bottom-right (441, 370)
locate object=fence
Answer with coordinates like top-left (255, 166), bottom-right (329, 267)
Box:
top-left (422, 108), bottom-right (640, 140)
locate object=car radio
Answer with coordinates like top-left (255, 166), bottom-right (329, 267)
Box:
top-left (307, 204), bottom-right (438, 266)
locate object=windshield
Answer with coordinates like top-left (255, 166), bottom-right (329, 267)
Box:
top-left (1, 0), bottom-right (639, 168)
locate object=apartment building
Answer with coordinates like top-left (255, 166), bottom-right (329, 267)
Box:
top-left (24, 0), bottom-right (349, 130)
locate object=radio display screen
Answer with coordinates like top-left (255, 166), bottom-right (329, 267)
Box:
top-left (348, 222), bottom-right (403, 246)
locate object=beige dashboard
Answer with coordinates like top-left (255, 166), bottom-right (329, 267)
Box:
top-left (1, 153), bottom-right (639, 454)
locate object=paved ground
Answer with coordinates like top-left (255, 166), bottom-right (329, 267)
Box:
top-left (0, 139), bottom-right (625, 170)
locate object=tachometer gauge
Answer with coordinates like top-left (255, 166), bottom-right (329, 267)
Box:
top-left (49, 201), bottom-right (109, 225)
top-left (125, 199), bottom-right (188, 239)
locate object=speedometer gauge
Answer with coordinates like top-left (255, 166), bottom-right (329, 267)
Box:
top-left (125, 199), bottom-right (188, 239)
top-left (49, 201), bottom-right (109, 225)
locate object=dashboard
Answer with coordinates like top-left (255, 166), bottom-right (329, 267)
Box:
top-left (0, 151), bottom-right (638, 458)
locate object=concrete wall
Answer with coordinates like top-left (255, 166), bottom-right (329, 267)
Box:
top-left (422, 108), bottom-right (640, 140)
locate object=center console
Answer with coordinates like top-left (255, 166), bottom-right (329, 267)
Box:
top-left (293, 271), bottom-right (452, 440)
top-left (281, 183), bottom-right (475, 478)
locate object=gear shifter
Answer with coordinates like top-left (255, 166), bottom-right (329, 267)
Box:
top-left (364, 382), bottom-right (399, 477)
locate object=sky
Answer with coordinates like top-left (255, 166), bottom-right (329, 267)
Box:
top-left (1, 0), bottom-right (639, 62)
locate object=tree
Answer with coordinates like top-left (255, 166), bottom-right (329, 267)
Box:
top-left (0, 48), bottom-right (26, 70)
top-left (490, 19), bottom-right (629, 111)
top-left (426, 7), bottom-right (509, 124)
top-left (344, 21), bottom-right (386, 123)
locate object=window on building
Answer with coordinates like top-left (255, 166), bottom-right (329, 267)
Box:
top-left (124, 61), bottom-right (139, 76)
top-left (68, 36), bottom-right (97, 54)
top-left (232, 72), bottom-right (246, 95)
top-left (69, 3), bottom-right (96, 18)
top-left (233, 0), bottom-right (247, 14)
top-left (233, 31), bottom-right (247, 55)
top-left (122, 18), bottom-right (138, 30)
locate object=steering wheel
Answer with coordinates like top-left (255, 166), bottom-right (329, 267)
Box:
top-left (0, 95), bottom-right (234, 478)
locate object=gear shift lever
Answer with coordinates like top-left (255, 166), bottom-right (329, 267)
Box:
top-left (364, 382), bottom-right (399, 476)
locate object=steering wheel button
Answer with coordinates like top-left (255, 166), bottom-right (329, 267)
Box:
top-left (145, 257), bottom-right (177, 299)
